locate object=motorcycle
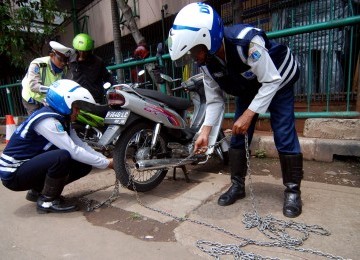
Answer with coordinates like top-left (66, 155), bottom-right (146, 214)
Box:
top-left (98, 72), bottom-right (230, 192)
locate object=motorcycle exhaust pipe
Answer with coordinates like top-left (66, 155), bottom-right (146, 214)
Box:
top-left (135, 158), bottom-right (197, 171)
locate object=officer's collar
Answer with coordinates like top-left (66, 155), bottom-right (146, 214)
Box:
top-left (50, 60), bottom-right (64, 74)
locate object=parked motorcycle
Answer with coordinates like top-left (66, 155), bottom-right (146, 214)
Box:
top-left (98, 72), bottom-right (230, 192)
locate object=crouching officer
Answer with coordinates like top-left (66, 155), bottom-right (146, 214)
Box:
top-left (21, 41), bottom-right (74, 115)
top-left (1, 79), bottom-right (114, 213)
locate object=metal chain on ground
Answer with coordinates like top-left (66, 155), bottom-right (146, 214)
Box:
top-left (193, 134), bottom-right (344, 260)
top-left (80, 177), bottom-right (121, 212)
top-left (83, 134), bottom-right (345, 259)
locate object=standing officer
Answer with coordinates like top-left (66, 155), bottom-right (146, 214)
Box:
top-left (22, 41), bottom-right (74, 115)
top-left (168, 2), bottom-right (303, 218)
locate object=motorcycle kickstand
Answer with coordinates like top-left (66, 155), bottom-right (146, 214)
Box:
top-left (173, 165), bottom-right (190, 183)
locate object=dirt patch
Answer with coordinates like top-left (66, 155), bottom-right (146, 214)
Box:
top-left (83, 206), bottom-right (179, 242)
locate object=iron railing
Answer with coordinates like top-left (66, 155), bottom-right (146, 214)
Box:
top-left (1, 3), bottom-right (359, 120)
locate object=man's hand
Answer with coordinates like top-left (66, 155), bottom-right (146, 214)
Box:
top-left (232, 109), bottom-right (256, 135)
top-left (107, 158), bottom-right (114, 169)
top-left (194, 125), bottom-right (212, 154)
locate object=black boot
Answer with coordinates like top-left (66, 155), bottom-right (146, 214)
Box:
top-left (37, 176), bottom-right (78, 214)
top-left (218, 148), bottom-right (247, 206)
top-left (26, 189), bottom-right (65, 203)
top-left (26, 189), bottom-right (41, 202)
top-left (280, 153), bottom-right (304, 218)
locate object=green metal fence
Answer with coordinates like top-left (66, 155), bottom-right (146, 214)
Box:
top-left (1, 0), bottom-right (359, 120)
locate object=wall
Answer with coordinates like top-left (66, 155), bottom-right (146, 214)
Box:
top-left (59, 0), bottom-right (201, 48)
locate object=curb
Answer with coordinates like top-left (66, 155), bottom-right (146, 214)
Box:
top-left (251, 134), bottom-right (360, 162)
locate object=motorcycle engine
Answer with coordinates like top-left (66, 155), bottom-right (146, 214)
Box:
top-left (167, 142), bottom-right (192, 158)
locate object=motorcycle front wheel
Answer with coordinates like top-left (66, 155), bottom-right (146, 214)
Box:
top-left (113, 122), bottom-right (168, 192)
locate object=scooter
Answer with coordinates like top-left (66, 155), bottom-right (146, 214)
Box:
top-left (98, 72), bottom-right (230, 192)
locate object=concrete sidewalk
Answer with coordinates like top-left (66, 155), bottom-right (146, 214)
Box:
top-left (0, 162), bottom-right (359, 259)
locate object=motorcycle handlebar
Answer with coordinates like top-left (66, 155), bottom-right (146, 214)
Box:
top-left (133, 81), bottom-right (151, 88)
top-left (172, 81), bottom-right (197, 92)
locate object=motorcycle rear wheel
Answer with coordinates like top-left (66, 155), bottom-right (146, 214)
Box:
top-left (114, 122), bottom-right (168, 192)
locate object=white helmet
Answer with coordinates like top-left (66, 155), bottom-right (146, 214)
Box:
top-left (168, 2), bottom-right (223, 62)
top-left (46, 79), bottom-right (96, 115)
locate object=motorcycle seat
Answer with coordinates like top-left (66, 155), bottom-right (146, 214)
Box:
top-left (136, 89), bottom-right (192, 111)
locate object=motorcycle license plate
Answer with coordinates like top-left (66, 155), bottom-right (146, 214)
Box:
top-left (104, 109), bottom-right (130, 124)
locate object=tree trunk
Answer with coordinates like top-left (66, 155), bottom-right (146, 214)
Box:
top-left (116, 0), bottom-right (145, 45)
top-left (111, 0), bottom-right (124, 83)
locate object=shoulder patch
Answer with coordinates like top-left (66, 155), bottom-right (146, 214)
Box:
top-left (241, 70), bottom-right (256, 80)
top-left (248, 43), bottom-right (261, 62)
top-left (55, 122), bottom-right (65, 132)
top-left (34, 66), bottom-right (40, 74)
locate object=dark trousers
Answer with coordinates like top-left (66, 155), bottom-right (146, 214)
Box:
top-left (231, 84), bottom-right (301, 154)
top-left (2, 149), bottom-right (92, 192)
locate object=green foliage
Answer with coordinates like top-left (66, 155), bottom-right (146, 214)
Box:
top-left (254, 149), bottom-right (266, 158)
top-left (0, 0), bottom-right (68, 68)
top-left (129, 212), bottom-right (142, 221)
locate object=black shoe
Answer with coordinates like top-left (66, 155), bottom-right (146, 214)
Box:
top-left (26, 190), bottom-right (66, 203)
top-left (218, 184), bottom-right (246, 206)
top-left (37, 196), bottom-right (78, 214)
top-left (283, 192), bottom-right (302, 218)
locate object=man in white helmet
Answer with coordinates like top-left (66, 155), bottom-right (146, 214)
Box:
top-left (1, 80), bottom-right (114, 214)
top-left (168, 2), bottom-right (303, 218)
top-left (21, 41), bottom-right (74, 115)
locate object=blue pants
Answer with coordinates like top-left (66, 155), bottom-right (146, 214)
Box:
top-left (231, 84), bottom-right (301, 154)
top-left (2, 149), bottom-right (92, 192)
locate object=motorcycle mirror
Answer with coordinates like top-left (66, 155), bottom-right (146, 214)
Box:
top-left (103, 82), bottom-right (111, 89)
top-left (160, 73), bottom-right (173, 82)
top-left (138, 70), bottom-right (145, 77)
top-left (160, 73), bottom-right (182, 83)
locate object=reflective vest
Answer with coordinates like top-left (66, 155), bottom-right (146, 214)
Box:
top-left (21, 56), bottom-right (65, 103)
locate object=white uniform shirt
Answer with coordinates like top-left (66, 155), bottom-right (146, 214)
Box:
top-left (201, 35), bottom-right (287, 126)
top-left (34, 117), bottom-right (109, 169)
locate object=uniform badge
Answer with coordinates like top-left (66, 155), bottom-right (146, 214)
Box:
top-left (250, 50), bottom-right (261, 61)
top-left (241, 70), bottom-right (256, 79)
top-left (248, 43), bottom-right (261, 62)
top-left (34, 66), bottom-right (40, 74)
top-left (55, 122), bottom-right (65, 132)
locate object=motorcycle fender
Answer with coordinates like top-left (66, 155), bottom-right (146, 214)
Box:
top-left (98, 125), bottom-right (121, 146)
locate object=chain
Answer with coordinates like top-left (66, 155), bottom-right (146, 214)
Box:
top-left (80, 178), bottom-right (121, 212)
top-left (82, 134), bottom-right (346, 260)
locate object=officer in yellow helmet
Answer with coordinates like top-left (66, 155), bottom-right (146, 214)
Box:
top-left (21, 41), bottom-right (74, 115)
